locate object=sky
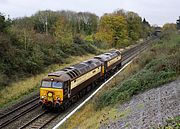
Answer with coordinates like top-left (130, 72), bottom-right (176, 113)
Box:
top-left (0, 0), bottom-right (179, 26)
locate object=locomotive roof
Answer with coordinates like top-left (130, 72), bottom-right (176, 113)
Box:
top-left (47, 71), bottom-right (71, 81)
top-left (45, 58), bottom-right (102, 82)
top-left (94, 50), bottom-right (121, 62)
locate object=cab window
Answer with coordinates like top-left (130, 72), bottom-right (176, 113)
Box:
top-left (52, 82), bottom-right (63, 88)
top-left (64, 82), bottom-right (68, 94)
top-left (41, 81), bottom-right (51, 88)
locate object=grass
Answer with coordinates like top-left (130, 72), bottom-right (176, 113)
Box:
top-left (158, 116), bottom-right (180, 129)
top-left (59, 33), bottom-right (180, 129)
top-left (60, 103), bottom-right (127, 129)
top-left (0, 54), bottom-right (96, 108)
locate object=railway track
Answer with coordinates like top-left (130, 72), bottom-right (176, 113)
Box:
top-left (0, 96), bottom-right (39, 129)
top-left (19, 111), bottom-right (59, 129)
top-left (0, 36), bottom-right (158, 129)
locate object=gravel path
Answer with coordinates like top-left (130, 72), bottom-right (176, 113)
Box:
top-left (100, 80), bottom-right (180, 129)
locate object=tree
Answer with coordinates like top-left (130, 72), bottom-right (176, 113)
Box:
top-left (95, 13), bottom-right (128, 48)
top-left (176, 16), bottom-right (180, 30)
top-left (0, 13), bottom-right (6, 32)
top-left (0, 13), bottom-right (11, 32)
top-left (53, 17), bottom-right (73, 47)
top-left (162, 23), bottom-right (176, 33)
top-left (142, 18), bottom-right (151, 38)
top-left (94, 24), bottom-right (113, 48)
top-left (33, 10), bottom-right (60, 34)
top-left (126, 12), bottom-right (142, 41)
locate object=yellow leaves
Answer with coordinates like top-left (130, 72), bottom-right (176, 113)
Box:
top-left (85, 35), bottom-right (94, 43)
top-left (162, 23), bottom-right (177, 32)
top-left (95, 13), bottom-right (129, 48)
top-left (94, 25), bottom-right (113, 45)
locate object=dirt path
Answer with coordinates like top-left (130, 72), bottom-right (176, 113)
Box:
top-left (100, 80), bottom-right (180, 129)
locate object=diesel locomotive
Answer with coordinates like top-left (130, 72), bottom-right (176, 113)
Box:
top-left (39, 50), bottom-right (122, 110)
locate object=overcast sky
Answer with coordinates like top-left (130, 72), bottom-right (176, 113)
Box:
top-left (0, 0), bottom-right (179, 26)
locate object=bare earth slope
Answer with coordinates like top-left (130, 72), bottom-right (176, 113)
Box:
top-left (99, 80), bottom-right (180, 129)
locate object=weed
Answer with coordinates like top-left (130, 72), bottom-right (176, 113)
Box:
top-left (158, 116), bottom-right (180, 129)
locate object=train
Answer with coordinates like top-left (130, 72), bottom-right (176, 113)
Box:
top-left (39, 50), bottom-right (122, 110)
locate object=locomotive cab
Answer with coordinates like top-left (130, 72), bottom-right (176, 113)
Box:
top-left (39, 79), bottom-right (65, 109)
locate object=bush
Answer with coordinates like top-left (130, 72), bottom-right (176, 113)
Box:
top-left (0, 30), bottom-right (99, 88)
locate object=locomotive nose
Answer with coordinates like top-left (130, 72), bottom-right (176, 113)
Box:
top-left (47, 92), bottom-right (53, 102)
top-left (47, 92), bottom-right (53, 97)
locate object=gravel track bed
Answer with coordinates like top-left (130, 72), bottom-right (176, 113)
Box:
top-left (3, 106), bottom-right (42, 129)
top-left (43, 87), bottom-right (98, 129)
top-left (99, 80), bottom-right (180, 129)
top-left (0, 91), bottom-right (39, 114)
top-left (0, 100), bottom-right (39, 126)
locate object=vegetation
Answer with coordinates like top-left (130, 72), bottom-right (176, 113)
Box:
top-left (159, 116), bottom-right (180, 129)
top-left (0, 54), bottom-right (95, 108)
top-left (0, 11), bottom-right (99, 89)
top-left (0, 9), bottom-right (151, 90)
top-left (0, 9), bottom-right (153, 108)
top-left (176, 16), bottom-right (180, 30)
top-left (94, 10), bottom-right (151, 48)
top-left (60, 33), bottom-right (180, 129)
top-left (96, 33), bottom-right (180, 109)
top-left (162, 23), bottom-right (177, 39)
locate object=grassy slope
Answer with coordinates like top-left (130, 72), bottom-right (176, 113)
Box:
top-left (60, 33), bottom-right (180, 129)
top-left (0, 54), bottom-right (97, 108)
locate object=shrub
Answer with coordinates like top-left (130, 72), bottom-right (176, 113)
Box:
top-left (0, 31), bottom-right (99, 88)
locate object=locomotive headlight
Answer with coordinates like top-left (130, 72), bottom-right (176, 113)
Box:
top-left (41, 96), bottom-right (46, 99)
top-left (48, 92), bottom-right (53, 97)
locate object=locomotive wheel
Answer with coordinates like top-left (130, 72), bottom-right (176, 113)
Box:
top-left (61, 101), bottom-right (69, 111)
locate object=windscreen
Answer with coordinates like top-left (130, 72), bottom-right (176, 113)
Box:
top-left (52, 82), bottom-right (63, 88)
top-left (41, 81), bottom-right (63, 88)
top-left (41, 81), bottom-right (51, 88)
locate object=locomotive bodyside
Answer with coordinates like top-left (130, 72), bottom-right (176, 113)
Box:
top-left (94, 50), bottom-right (122, 77)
